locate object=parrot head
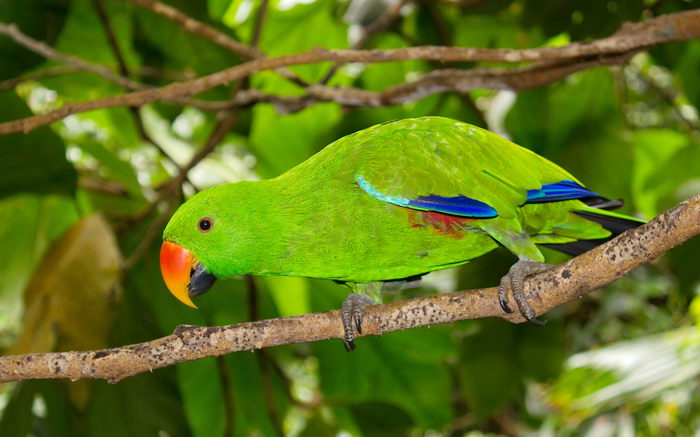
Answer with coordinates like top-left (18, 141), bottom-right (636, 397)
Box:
top-left (160, 183), bottom-right (257, 308)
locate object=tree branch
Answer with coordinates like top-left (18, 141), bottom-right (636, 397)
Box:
top-left (1, 9), bottom-right (697, 135)
top-left (126, 0), bottom-right (262, 59)
top-left (0, 21), bottom-right (231, 113)
top-left (126, 0), bottom-right (306, 87)
top-left (0, 194), bottom-right (697, 384)
top-left (319, 0), bottom-right (410, 84)
top-left (304, 53), bottom-right (638, 107)
top-left (0, 22), bottom-right (147, 91)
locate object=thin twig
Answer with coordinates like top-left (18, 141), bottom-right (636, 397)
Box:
top-left (319, 0), bottom-right (410, 84)
top-left (216, 354), bottom-right (236, 437)
top-left (91, 0), bottom-right (130, 78)
top-left (126, 0), bottom-right (307, 87)
top-left (0, 22), bottom-right (147, 90)
top-left (121, 197), bottom-right (177, 269)
top-left (635, 63), bottom-right (700, 133)
top-left (126, 0), bottom-right (261, 59)
top-left (0, 194), bottom-right (698, 383)
top-left (118, 0), bottom-right (271, 232)
top-left (246, 275), bottom-right (284, 437)
top-left (250, 0), bottom-right (269, 48)
top-left (416, 0), bottom-right (488, 126)
top-left (91, 0), bottom-right (182, 174)
top-left (0, 20), bottom-right (228, 113)
top-left (304, 54), bottom-right (638, 107)
top-left (1, 9), bottom-right (697, 135)
top-left (116, 112), bottom-right (236, 234)
top-left (0, 65), bottom-right (82, 90)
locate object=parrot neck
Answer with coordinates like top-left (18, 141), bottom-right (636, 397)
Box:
top-left (213, 178), bottom-right (314, 278)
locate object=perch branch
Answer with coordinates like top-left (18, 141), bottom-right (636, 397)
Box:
top-left (0, 194), bottom-right (698, 384)
top-left (1, 9), bottom-right (698, 134)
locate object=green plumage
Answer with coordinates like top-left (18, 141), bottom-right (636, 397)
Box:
top-left (163, 116), bottom-right (634, 285)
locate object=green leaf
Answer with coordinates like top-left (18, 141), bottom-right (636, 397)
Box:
top-left (35, 380), bottom-right (83, 436)
top-left (507, 68), bottom-right (620, 158)
top-left (0, 92), bottom-right (76, 198)
top-left (453, 11), bottom-right (538, 51)
top-left (458, 319), bottom-right (565, 419)
top-left (133, 0), bottom-right (242, 78)
top-left (0, 194), bottom-right (77, 350)
top-left (263, 276), bottom-right (310, 317)
top-left (521, 0), bottom-right (646, 40)
top-left (299, 410), bottom-right (342, 437)
top-left (348, 401), bottom-right (414, 437)
top-left (0, 0), bottom-right (70, 80)
top-left (632, 128), bottom-right (697, 217)
top-left (675, 41), bottom-right (700, 109)
top-left (8, 214), bottom-right (121, 357)
top-left (177, 360), bottom-right (227, 437)
top-left (86, 374), bottom-right (190, 437)
top-left (72, 136), bottom-right (142, 197)
top-left (249, 102), bottom-right (341, 177)
top-left (311, 281), bottom-right (455, 429)
top-left (41, 0), bottom-right (142, 148)
top-left (0, 381), bottom-right (38, 437)
top-left (359, 33), bottom-right (426, 92)
top-left (226, 352), bottom-right (288, 437)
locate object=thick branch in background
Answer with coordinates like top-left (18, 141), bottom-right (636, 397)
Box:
top-left (0, 194), bottom-right (697, 384)
top-left (0, 22), bottom-right (238, 112)
top-left (0, 22), bottom-right (147, 91)
top-left (0, 9), bottom-right (698, 134)
top-left (303, 52), bottom-right (638, 107)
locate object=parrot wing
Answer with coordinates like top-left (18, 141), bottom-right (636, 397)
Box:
top-left (353, 117), bottom-right (604, 219)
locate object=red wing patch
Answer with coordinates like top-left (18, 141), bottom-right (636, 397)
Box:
top-left (408, 210), bottom-right (474, 239)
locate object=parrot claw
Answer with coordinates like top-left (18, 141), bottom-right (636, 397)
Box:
top-left (341, 293), bottom-right (377, 351)
top-left (498, 295), bottom-right (513, 314)
top-left (499, 258), bottom-right (552, 325)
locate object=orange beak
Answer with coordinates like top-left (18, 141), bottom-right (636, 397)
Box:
top-left (160, 241), bottom-right (198, 308)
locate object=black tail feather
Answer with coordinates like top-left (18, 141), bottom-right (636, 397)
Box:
top-left (542, 238), bottom-right (613, 256)
top-left (572, 210), bottom-right (644, 236)
top-left (581, 197), bottom-right (624, 210)
top-left (542, 207), bottom-right (644, 257)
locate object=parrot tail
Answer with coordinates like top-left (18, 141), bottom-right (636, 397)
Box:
top-left (542, 200), bottom-right (645, 256)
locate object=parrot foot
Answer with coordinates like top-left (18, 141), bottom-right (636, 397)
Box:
top-left (341, 293), bottom-right (377, 351)
top-left (498, 258), bottom-right (552, 326)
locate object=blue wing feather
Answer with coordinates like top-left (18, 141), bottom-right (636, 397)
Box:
top-left (356, 174), bottom-right (498, 218)
top-left (356, 175), bottom-right (602, 218)
top-left (526, 180), bottom-right (604, 204)
top-left (408, 195), bottom-right (498, 218)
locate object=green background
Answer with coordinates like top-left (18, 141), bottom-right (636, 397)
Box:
top-left (1, 0), bottom-right (699, 436)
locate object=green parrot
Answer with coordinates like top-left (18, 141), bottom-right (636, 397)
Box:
top-left (160, 116), bottom-right (642, 349)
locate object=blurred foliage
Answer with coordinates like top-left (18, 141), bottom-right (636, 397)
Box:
top-left (0, 0), bottom-right (699, 436)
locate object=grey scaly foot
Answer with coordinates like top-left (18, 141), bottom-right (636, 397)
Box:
top-left (498, 257), bottom-right (552, 325)
top-left (341, 293), bottom-right (377, 351)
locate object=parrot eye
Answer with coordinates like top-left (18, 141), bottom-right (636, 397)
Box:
top-left (198, 217), bottom-right (213, 233)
